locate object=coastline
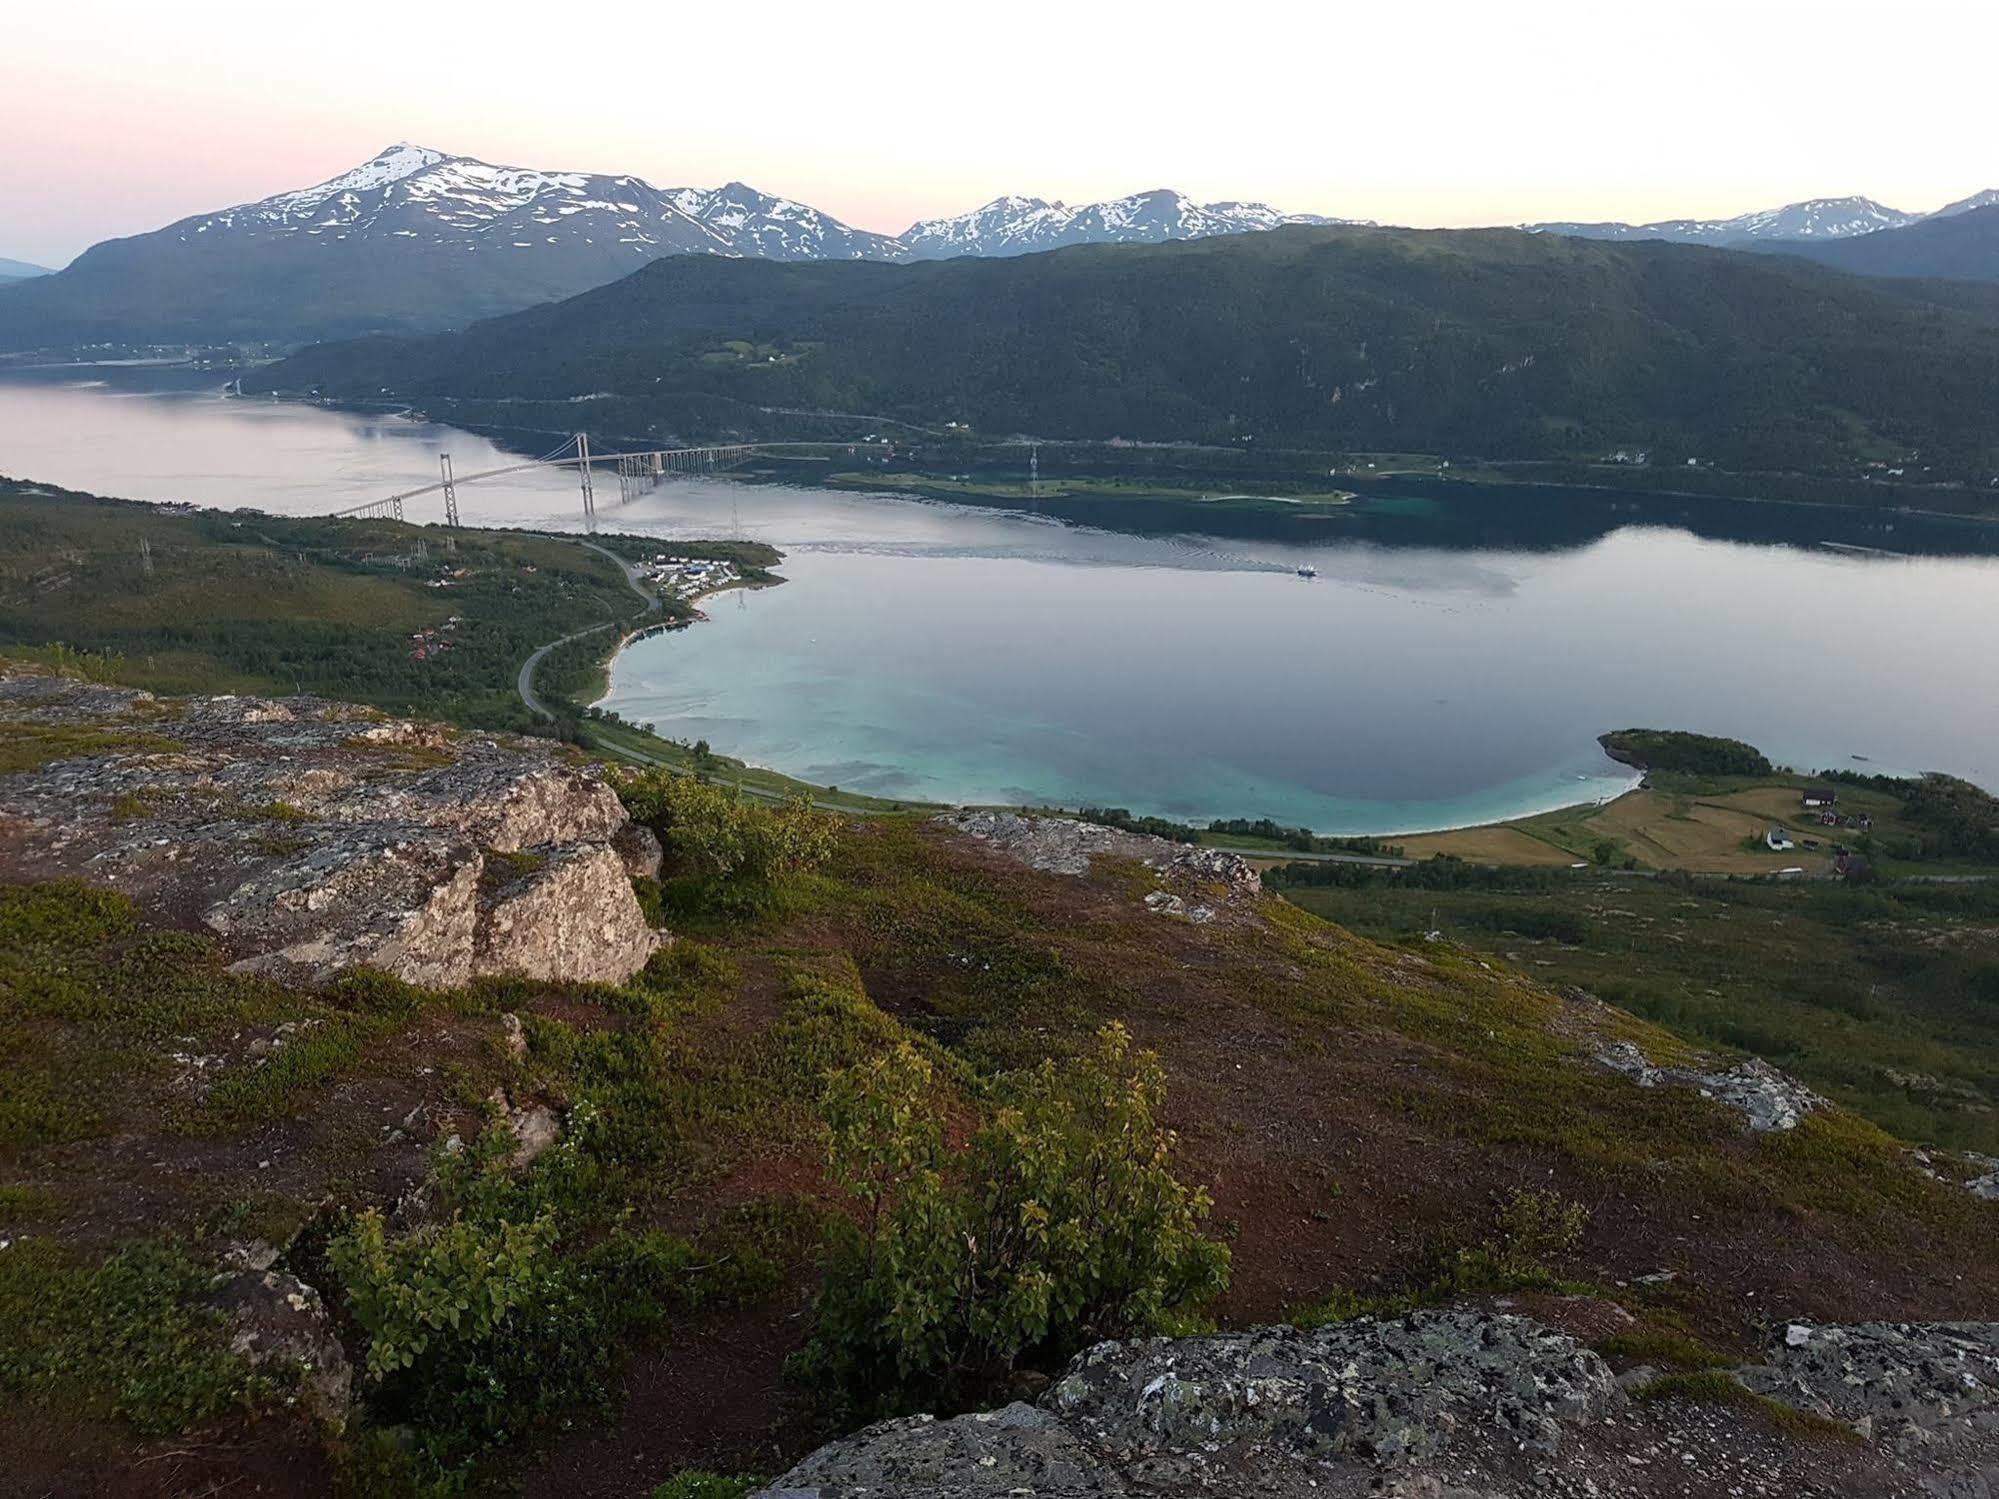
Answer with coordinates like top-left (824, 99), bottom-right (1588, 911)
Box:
top-left (588, 583), bottom-right (1651, 843)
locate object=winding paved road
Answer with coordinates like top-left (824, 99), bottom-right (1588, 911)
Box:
top-left (516, 540), bottom-right (661, 720)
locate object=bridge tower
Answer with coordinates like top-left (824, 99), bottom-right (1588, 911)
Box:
top-left (576, 433), bottom-right (597, 532)
top-left (440, 454), bottom-right (459, 528)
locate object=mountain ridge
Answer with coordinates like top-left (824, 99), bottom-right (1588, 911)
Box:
top-left (252, 223), bottom-right (1999, 483)
top-left (1753, 204), bottom-right (1999, 284)
top-left (11, 142), bottom-right (1999, 350)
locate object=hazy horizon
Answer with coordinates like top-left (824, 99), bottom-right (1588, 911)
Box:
top-left (6, 0), bottom-right (1995, 268)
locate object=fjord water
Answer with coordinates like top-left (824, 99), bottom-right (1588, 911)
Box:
top-left (7, 373), bottom-right (1999, 832)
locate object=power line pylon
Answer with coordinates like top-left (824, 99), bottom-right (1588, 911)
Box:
top-left (441, 454), bottom-right (459, 528)
top-left (577, 433), bottom-right (597, 532)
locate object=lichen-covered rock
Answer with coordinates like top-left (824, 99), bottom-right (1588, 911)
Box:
top-left (211, 1269), bottom-right (353, 1426)
top-left (1965, 1154), bottom-right (1999, 1202)
top-left (1049, 1312), bottom-right (1615, 1462)
top-left (1737, 1322), bottom-right (1999, 1446)
top-left (939, 813), bottom-right (1260, 910)
top-left (0, 669), bottom-right (664, 988)
top-left (475, 844), bottom-right (661, 983)
top-left (325, 759), bottom-right (627, 852)
top-left (613, 821), bottom-right (665, 880)
top-left (769, 1403), bottom-right (1116, 1496)
top-left (1596, 1039), bottom-right (1823, 1132)
top-left (206, 827), bottom-right (484, 987)
top-left (755, 1312), bottom-right (1617, 1497)
top-left (1168, 845), bottom-right (1262, 895)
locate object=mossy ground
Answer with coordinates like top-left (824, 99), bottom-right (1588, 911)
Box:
top-left (4, 812), bottom-right (1997, 1495)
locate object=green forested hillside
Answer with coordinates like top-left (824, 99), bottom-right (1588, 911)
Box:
top-left (256, 225), bottom-right (1999, 480)
top-left (0, 480), bottom-right (657, 729)
top-left (1764, 205), bottom-right (1999, 285)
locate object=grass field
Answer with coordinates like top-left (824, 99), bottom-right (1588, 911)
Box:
top-left (1407, 776), bottom-right (1917, 877)
top-left (1279, 868), bottom-right (1999, 1154)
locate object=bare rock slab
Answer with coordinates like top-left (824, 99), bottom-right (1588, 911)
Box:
top-left (755, 1311), bottom-right (1617, 1498)
top-left (0, 670), bottom-right (664, 988)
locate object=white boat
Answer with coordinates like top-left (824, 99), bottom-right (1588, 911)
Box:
top-left (1296, 564), bottom-right (1318, 578)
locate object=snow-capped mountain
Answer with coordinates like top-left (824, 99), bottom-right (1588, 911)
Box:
top-left (669, 182), bottom-right (908, 262)
top-left (1528, 196), bottom-right (1919, 246)
top-left (1933, 188), bottom-right (1999, 219)
top-left (902, 189), bottom-right (1364, 258)
top-left (0, 144), bottom-right (920, 348)
top-left (178, 145), bottom-right (911, 265)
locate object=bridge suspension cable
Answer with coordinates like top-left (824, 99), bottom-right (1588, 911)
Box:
top-left (327, 436), bottom-right (859, 526)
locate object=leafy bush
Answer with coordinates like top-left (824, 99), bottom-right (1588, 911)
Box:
top-left (327, 1112), bottom-right (779, 1461)
top-left (1436, 1187), bottom-right (1591, 1295)
top-left (616, 770), bottom-right (837, 906)
top-left (798, 1022), bottom-right (1229, 1412)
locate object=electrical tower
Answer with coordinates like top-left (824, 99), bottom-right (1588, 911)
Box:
top-left (576, 433), bottom-right (597, 532)
top-left (138, 537), bottom-right (154, 577)
top-left (1030, 443), bottom-right (1040, 500)
top-left (440, 454), bottom-right (459, 528)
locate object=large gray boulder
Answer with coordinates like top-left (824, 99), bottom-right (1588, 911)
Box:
top-left (755, 1311), bottom-right (1617, 1498)
top-left (0, 670), bottom-right (662, 987)
top-left (1047, 1312), bottom-right (1615, 1462)
top-left (1738, 1322), bottom-right (1999, 1446)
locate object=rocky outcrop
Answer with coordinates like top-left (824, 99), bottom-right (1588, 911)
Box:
top-left (1049, 1312), bottom-right (1615, 1462)
top-left (211, 1269), bottom-right (353, 1426)
top-left (476, 844), bottom-right (662, 984)
top-left (939, 812), bottom-right (1261, 920)
top-left (0, 670), bottom-right (662, 987)
top-left (756, 1311), bottom-right (1616, 1497)
top-left (756, 1311), bottom-right (1999, 1497)
top-left (206, 826), bottom-right (487, 987)
top-left (1738, 1321), bottom-right (1999, 1446)
top-left (1910, 1148), bottom-right (1999, 1203)
top-left (1594, 1039), bottom-right (1823, 1132)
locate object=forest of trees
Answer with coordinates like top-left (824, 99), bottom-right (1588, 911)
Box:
top-left (256, 224), bottom-right (1999, 484)
top-left (1598, 728), bottom-right (1774, 777)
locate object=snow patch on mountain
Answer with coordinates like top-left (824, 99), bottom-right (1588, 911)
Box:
top-left (670, 182), bottom-right (909, 262)
top-left (1528, 196), bottom-right (1922, 246)
top-left (1934, 187), bottom-right (1999, 219)
top-left (168, 145), bottom-right (905, 266)
top-left (902, 188), bottom-right (1367, 258)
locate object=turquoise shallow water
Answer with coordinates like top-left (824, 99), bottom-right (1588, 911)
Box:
top-left (4, 373), bottom-right (1995, 835)
top-left (596, 489), bottom-right (1999, 834)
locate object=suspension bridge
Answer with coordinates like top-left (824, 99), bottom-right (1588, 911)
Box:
top-left (327, 433), bottom-right (855, 529)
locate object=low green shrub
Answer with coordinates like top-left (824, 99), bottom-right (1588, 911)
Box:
top-left (0, 1237), bottom-right (269, 1435)
top-left (651, 1473), bottom-right (763, 1499)
top-left (615, 770), bottom-right (836, 913)
top-left (798, 1022), bottom-right (1229, 1413)
top-left (327, 1110), bottom-right (781, 1463)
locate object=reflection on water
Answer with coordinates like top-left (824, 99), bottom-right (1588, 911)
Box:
top-left (7, 372), bottom-right (1999, 831)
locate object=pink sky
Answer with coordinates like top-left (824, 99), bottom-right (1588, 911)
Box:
top-left (6, 0), bottom-right (1995, 269)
